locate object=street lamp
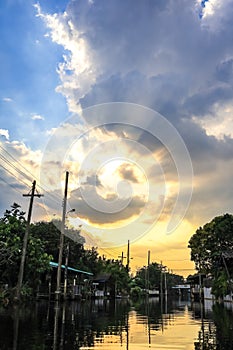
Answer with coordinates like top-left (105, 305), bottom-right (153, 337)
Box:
top-left (67, 208), bottom-right (75, 215)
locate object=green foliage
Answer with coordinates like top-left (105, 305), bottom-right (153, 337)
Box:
top-left (188, 213), bottom-right (233, 298)
top-left (212, 270), bottom-right (229, 299)
top-left (101, 259), bottom-right (130, 295)
top-left (188, 214), bottom-right (233, 274)
top-left (130, 286), bottom-right (142, 299)
top-left (30, 220), bottom-right (61, 261)
top-left (0, 204), bottom-right (52, 295)
top-left (0, 203), bottom-right (26, 286)
top-left (0, 288), bottom-right (10, 307)
top-left (134, 262), bottom-right (183, 292)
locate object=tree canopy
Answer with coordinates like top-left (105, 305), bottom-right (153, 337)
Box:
top-left (133, 262), bottom-right (184, 292)
top-left (188, 213), bottom-right (233, 298)
top-left (0, 202), bottom-right (185, 302)
top-left (0, 203), bottom-right (52, 292)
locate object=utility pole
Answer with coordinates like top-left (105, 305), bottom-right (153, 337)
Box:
top-left (126, 240), bottom-right (130, 272)
top-left (164, 268), bottom-right (167, 299)
top-left (160, 260), bottom-right (163, 298)
top-left (15, 180), bottom-right (43, 300)
top-left (56, 171), bottom-right (69, 301)
top-left (118, 251), bottom-right (126, 265)
top-left (147, 250), bottom-right (150, 292)
top-left (63, 243), bottom-right (69, 299)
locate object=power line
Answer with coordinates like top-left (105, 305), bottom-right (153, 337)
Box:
top-left (164, 259), bottom-right (190, 262)
top-left (0, 175), bottom-right (23, 195)
top-left (0, 154), bottom-right (32, 182)
top-left (171, 269), bottom-right (195, 271)
top-left (0, 163), bottom-right (31, 189)
top-left (0, 145), bottom-right (62, 207)
top-left (0, 145), bottom-right (35, 181)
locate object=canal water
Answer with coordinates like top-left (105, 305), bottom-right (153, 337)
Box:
top-left (0, 297), bottom-right (233, 349)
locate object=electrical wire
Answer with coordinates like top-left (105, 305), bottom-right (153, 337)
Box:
top-left (0, 163), bottom-right (31, 189)
top-left (0, 145), bottom-right (62, 206)
top-left (0, 175), bottom-right (23, 195)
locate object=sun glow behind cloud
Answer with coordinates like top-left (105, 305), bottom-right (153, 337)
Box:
top-left (2, 0), bottom-right (233, 276)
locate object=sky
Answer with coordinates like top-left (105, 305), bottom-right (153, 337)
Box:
top-left (1, 0), bottom-right (233, 277)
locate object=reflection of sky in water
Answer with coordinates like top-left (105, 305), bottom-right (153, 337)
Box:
top-left (2, 298), bottom-right (233, 349)
top-left (80, 302), bottom-right (203, 350)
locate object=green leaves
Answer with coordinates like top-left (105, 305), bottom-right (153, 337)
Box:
top-left (0, 204), bottom-right (53, 292)
top-left (188, 213), bottom-right (233, 298)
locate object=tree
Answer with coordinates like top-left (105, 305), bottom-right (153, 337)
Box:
top-left (30, 220), bottom-right (85, 263)
top-left (188, 213), bottom-right (233, 298)
top-left (134, 262), bottom-right (161, 290)
top-left (0, 203), bottom-right (26, 287)
top-left (0, 203), bottom-right (52, 295)
top-left (102, 259), bottom-right (130, 295)
top-left (134, 262), bottom-right (184, 292)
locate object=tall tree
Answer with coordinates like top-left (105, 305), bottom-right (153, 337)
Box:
top-left (0, 203), bottom-right (52, 294)
top-left (188, 213), bottom-right (233, 298)
top-left (134, 262), bottom-right (184, 291)
top-left (30, 220), bottom-right (86, 267)
top-left (0, 203), bottom-right (26, 287)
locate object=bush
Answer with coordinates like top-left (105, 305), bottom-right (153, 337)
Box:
top-left (130, 286), bottom-right (142, 299)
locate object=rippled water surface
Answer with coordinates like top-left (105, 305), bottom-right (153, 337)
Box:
top-left (0, 298), bottom-right (233, 349)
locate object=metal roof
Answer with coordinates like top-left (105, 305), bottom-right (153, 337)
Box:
top-left (222, 251), bottom-right (233, 259)
top-left (49, 262), bottom-right (93, 276)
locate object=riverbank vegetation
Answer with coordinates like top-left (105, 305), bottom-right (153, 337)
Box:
top-left (188, 213), bottom-right (233, 300)
top-left (0, 203), bottom-right (184, 304)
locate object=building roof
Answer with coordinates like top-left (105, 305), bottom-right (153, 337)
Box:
top-left (222, 250), bottom-right (233, 259)
top-left (92, 273), bottom-right (112, 283)
top-left (49, 262), bottom-right (93, 276)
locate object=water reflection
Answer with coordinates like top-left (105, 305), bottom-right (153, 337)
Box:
top-left (0, 298), bottom-right (233, 349)
top-left (192, 301), bottom-right (233, 349)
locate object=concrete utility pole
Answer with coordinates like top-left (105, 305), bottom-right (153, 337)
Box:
top-left (63, 243), bottom-right (69, 299)
top-left (160, 260), bottom-right (163, 297)
top-left (118, 251), bottom-right (126, 265)
top-left (56, 171), bottom-right (69, 301)
top-left (16, 180), bottom-right (43, 300)
top-left (126, 240), bottom-right (130, 272)
top-left (147, 250), bottom-right (150, 292)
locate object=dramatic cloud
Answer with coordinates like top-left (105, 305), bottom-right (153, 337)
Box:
top-left (69, 186), bottom-right (146, 225)
top-left (37, 0), bottom-right (233, 229)
top-left (117, 163), bottom-right (140, 184)
top-left (0, 0), bottom-right (230, 271)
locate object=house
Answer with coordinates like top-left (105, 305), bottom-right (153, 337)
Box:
top-left (92, 273), bottom-right (114, 298)
top-left (37, 262), bottom-right (93, 300)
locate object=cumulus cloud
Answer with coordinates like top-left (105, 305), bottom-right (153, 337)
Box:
top-left (2, 97), bottom-right (13, 103)
top-left (38, 0), bottom-right (233, 136)
top-left (31, 114), bottom-right (45, 120)
top-left (69, 185), bottom-right (146, 225)
top-left (0, 138), bottom-right (46, 219)
top-left (117, 163), bottom-right (140, 183)
top-left (36, 0), bottom-right (233, 244)
top-left (0, 129), bottom-right (9, 140)
top-left (82, 174), bottom-right (103, 187)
